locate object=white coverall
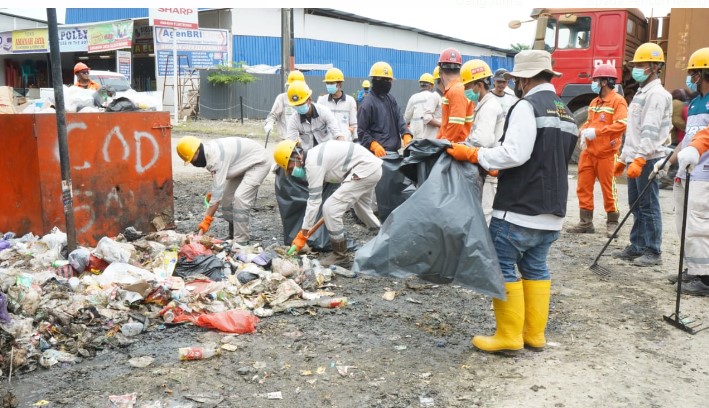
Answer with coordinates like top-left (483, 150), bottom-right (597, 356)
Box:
top-left (317, 93), bottom-right (358, 142)
top-left (468, 93), bottom-right (505, 225)
top-left (265, 92), bottom-right (297, 140)
top-left (286, 103), bottom-right (344, 150)
top-left (204, 138), bottom-right (271, 242)
top-left (404, 90), bottom-right (441, 140)
top-left (302, 140), bottom-right (383, 240)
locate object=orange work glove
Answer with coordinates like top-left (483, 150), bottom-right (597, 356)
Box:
top-left (370, 141), bottom-right (386, 158)
top-left (291, 230), bottom-right (308, 252)
top-left (402, 134), bottom-right (413, 147)
top-left (206, 192), bottom-right (212, 203)
top-left (446, 143), bottom-right (480, 163)
top-left (197, 215), bottom-right (213, 233)
top-left (613, 161), bottom-right (626, 177)
top-left (626, 157), bottom-right (646, 179)
top-left (488, 169), bottom-right (499, 177)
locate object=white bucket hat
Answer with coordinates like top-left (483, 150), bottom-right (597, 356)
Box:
top-left (504, 50), bottom-right (562, 79)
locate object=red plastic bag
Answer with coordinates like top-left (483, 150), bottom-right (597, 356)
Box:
top-left (194, 309), bottom-right (259, 334)
top-left (178, 241), bottom-right (213, 261)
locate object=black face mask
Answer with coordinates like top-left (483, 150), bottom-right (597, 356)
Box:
top-left (192, 145), bottom-right (207, 168)
top-left (513, 80), bottom-right (524, 98)
top-left (372, 79), bottom-right (392, 95)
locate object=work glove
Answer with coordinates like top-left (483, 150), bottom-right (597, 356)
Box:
top-left (626, 157), bottom-right (646, 179)
top-left (649, 158), bottom-right (671, 179)
top-left (197, 215), bottom-right (214, 234)
top-left (264, 121), bottom-right (273, 134)
top-left (446, 143), bottom-right (480, 164)
top-left (402, 134), bottom-right (413, 147)
top-left (579, 137), bottom-right (587, 151)
top-left (678, 146), bottom-right (700, 173)
top-left (370, 141), bottom-right (386, 158)
top-left (581, 128), bottom-right (596, 141)
top-left (488, 169), bottom-right (499, 177)
top-left (613, 161), bottom-right (626, 177)
top-left (291, 230), bottom-right (308, 253)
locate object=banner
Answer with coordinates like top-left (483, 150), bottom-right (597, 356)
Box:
top-left (12, 29), bottom-right (48, 53)
top-left (0, 31), bottom-right (12, 55)
top-left (149, 8), bottom-right (198, 29)
top-left (154, 27), bottom-right (229, 77)
top-left (58, 26), bottom-right (89, 53)
top-left (88, 20), bottom-right (133, 53)
top-left (117, 50), bottom-right (132, 82)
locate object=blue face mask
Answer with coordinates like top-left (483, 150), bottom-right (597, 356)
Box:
top-left (295, 103), bottom-right (309, 115)
top-left (464, 88), bottom-right (480, 102)
top-left (632, 67), bottom-right (649, 83)
top-left (326, 84), bottom-right (338, 94)
top-left (686, 75), bottom-right (698, 92)
top-left (591, 81), bottom-right (601, 94)
top-left (291, 166), bottom-right (306, 179)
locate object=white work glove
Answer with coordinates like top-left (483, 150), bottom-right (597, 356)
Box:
top-left (579, 136), bottom-right (587, 151)
top-left (678, 146), bottom-right (700, 173)
top-left (264, 121), bottom-right (273, 134)
top-left (649, 157), bottom-right (670, 179)
top-left (581, 128), bottom-right (596, 140)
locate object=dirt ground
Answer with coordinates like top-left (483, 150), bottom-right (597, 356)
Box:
top-left (3, 119), bottom-right (709, 407)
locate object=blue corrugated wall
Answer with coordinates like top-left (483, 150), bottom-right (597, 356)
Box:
top-left (233, 35), bottom-right (514, 81)
top-left (66, 8), bottom-right (149, 23)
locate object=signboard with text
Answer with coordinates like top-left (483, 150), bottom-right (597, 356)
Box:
top-left (154, 27), bottom-right (229, 76)
top-left (117, 50), bottom-right (132, 82)
top-left (12, 29), bottom-right (48, 53)
top-left (149, 8), bottom-right (198, 29)
top-left (87, 20), bottom-right (133, 53)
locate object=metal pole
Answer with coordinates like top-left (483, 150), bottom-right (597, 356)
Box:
top-left (172, 27), bottom-right (178, 123)
top-left (240, 95), bottom-right (244, 124)
top-left (46, 8), bottom-right (77, 252)
top-left (280, 8), bottom-right (290, 92)
top-left (289, 8), bottom-right (295, 72)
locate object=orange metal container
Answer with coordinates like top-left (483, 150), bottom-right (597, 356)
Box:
top-left (0, 112), bottom-right (174, 245)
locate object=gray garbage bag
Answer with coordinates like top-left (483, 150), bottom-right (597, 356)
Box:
top-left (174, 255), bottom-right (226, 281)
top-left (353, 140), bottom-right (506, 299)
top-left (375, 153), bottom-right (415, 222)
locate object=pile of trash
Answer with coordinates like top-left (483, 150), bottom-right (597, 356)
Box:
top-left (0, 227), bottom-right (354, 375)
top-left (21, 86), bottom-right (161, 114)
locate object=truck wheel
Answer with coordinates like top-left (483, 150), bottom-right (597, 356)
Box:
top-left (570, 107), bottom-right (588, 164)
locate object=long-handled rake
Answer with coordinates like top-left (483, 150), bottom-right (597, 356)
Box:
top-left (589, 154), bottom-right (672, 277)
top-left (663, 169), bottom-right (705, 334)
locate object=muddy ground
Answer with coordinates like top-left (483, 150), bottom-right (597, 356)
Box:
top-left (3, 119), bottom-right (709, 407)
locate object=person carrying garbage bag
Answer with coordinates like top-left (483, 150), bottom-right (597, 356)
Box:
top-left (273, 139), bottom-right (382, 266)
top-left (446, 50), bottom-right (578, 353)
top-left (176, 135), bottom-right (271, 244)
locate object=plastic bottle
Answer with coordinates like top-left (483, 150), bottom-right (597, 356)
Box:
top-left (178, 346), bottom-right (219, 361)
top-left (329, 265), bottom-right (356, 278)
top-left (308, 296), bottom-right (348, 308)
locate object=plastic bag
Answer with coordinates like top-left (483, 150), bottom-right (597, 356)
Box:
top-left (174, 255), bottom-right (226, 281)
top-left (0, 291), bottom-right (10, 323)
top-left (93, 237), bottom-right (134, 263)
top-left (95, 262), bottom-right (156, 286)
top-left (375, 153), bottom-right (415, 222)
top-left (68, 247), bottom-right (90, 273)
top-left (178, 241), bottom-right (212, 261)
top-left (106, 97), bottom-right (138, 112)
top-left (193, 309), bottom-right (259, 334)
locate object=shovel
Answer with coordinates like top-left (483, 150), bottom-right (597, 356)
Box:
top-left (287, 217), bottom-right (325, 256)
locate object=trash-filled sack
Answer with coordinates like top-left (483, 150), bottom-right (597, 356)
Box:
top-left (353, 139), bottom-right (506, 299)
top-left (375, 152), bottom-right (416, 222)
top-left (106, 97), bottom-right (138, 112)
top-left (193, 309), bottom-right (259, 334)
top-left (173, 254), bottom-right (227, 281)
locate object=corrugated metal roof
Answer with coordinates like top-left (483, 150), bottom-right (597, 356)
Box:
top-left (233, 35), bottom-right (514, 81)
top-left (65, 8), bottom-right (149, 24)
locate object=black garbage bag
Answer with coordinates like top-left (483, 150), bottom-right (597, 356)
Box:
top-left (274, 168), bottom-right (357, 251)
top-left (375, 153), bottom-right (415, 222)
top-left (353, 141), bottom-right (506, 299)
top-left (106, 97), bottom-right (138, 112)
top-left (174, 255), bottom-right (226, 281)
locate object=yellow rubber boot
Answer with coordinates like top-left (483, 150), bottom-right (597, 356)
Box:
top-left (522, 279), bottom-right (551, 351)
top-left (472, 281), bottom-right (524, 353)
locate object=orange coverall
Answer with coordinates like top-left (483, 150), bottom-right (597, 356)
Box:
top-left (577, 89), bottom-right (628, 213)
top-left (436, 78), bottom-right (474, 142)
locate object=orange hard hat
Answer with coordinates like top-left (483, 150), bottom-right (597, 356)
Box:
top-left (74, 62), bottom-right (90, 74)
top-left (591, 64), bottom-right (618, 79)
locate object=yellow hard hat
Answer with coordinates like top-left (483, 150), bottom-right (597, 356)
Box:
top-left (687, 47), bottom-right (709, 70)
top-left (287, 70), bottom-right (305, 84)
top-left (176, 136), bottom-right (201, 165)
top-left (418, 73), bottom-right (434, 85)
top-left (287, 80), bottom-right (312, 106)
top-left (433, 66), bottom-right (440, 80)
top-left (369, 61), bottom-right (394, 79)
top-left (460, 59), bottom-right (493, 85)
top-left (323, 68), bottom-right (344, 82)
top-left (632, 43), bottom-right (665, 63)
top-left (273, 140), bottom-right (298, 170)
top-left (362, 80), bottom-right (371, 88)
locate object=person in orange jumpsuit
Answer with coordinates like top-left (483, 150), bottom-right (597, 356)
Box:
top-left (567, 64), bottom-right (628, 238)
top-left (73, 62), bottom-right (101, 91)
top-left (436, 47), bottom-right (474, 142)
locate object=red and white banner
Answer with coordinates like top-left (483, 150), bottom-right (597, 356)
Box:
top-left (149, 8), bottom-right (199, 29)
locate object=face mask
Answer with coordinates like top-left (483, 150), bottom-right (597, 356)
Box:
top-left (513, 80), bottom-right (524, 98)
top-left (295, 103), bottom-right (309, 115)
top-left (632, 67), bottom-right (649, 83)
top-left (326, 84), bottom-right (338, 94)
top-left (686, 75), bottom-right (699, 92)
top-left (192, 146), bottom-right (207, 168)
top-left (372, 79), bottom-right (392, 94)
top-left (464, 88), bottom-right (480, 102)
top-left (291, 166), bottom-right (306, 179)
top-left (591, 81), bottom-right (601, 94)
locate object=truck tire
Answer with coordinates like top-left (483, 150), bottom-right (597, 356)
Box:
top-left (570, 106), bottom-right (588, 164)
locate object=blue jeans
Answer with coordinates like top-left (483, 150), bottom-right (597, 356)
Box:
top-left (627, 157), bottom-right (662, 255)
top-left (489, 218), bottom-right (560, 282)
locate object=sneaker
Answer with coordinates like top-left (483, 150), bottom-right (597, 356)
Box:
top-left (666, 270), bottom-right (690, 284)
top-left (678, 277), bottom-right (709, 297)
top-left (612, 246), bottom-right (643, 261)
top-left (632, 252), bottom-right (662, 267)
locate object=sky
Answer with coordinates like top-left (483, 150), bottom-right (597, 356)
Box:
top-left (0, 4), bottom-right (677, 50)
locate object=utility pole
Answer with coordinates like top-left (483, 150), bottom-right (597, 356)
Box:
top-left (280, 8), bottom-right (294, 91)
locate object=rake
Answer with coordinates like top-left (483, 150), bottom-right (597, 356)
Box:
top-left (663, 170), bottom-right (705, 334)
top-left (589, 154), bottom-right (672, 277)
